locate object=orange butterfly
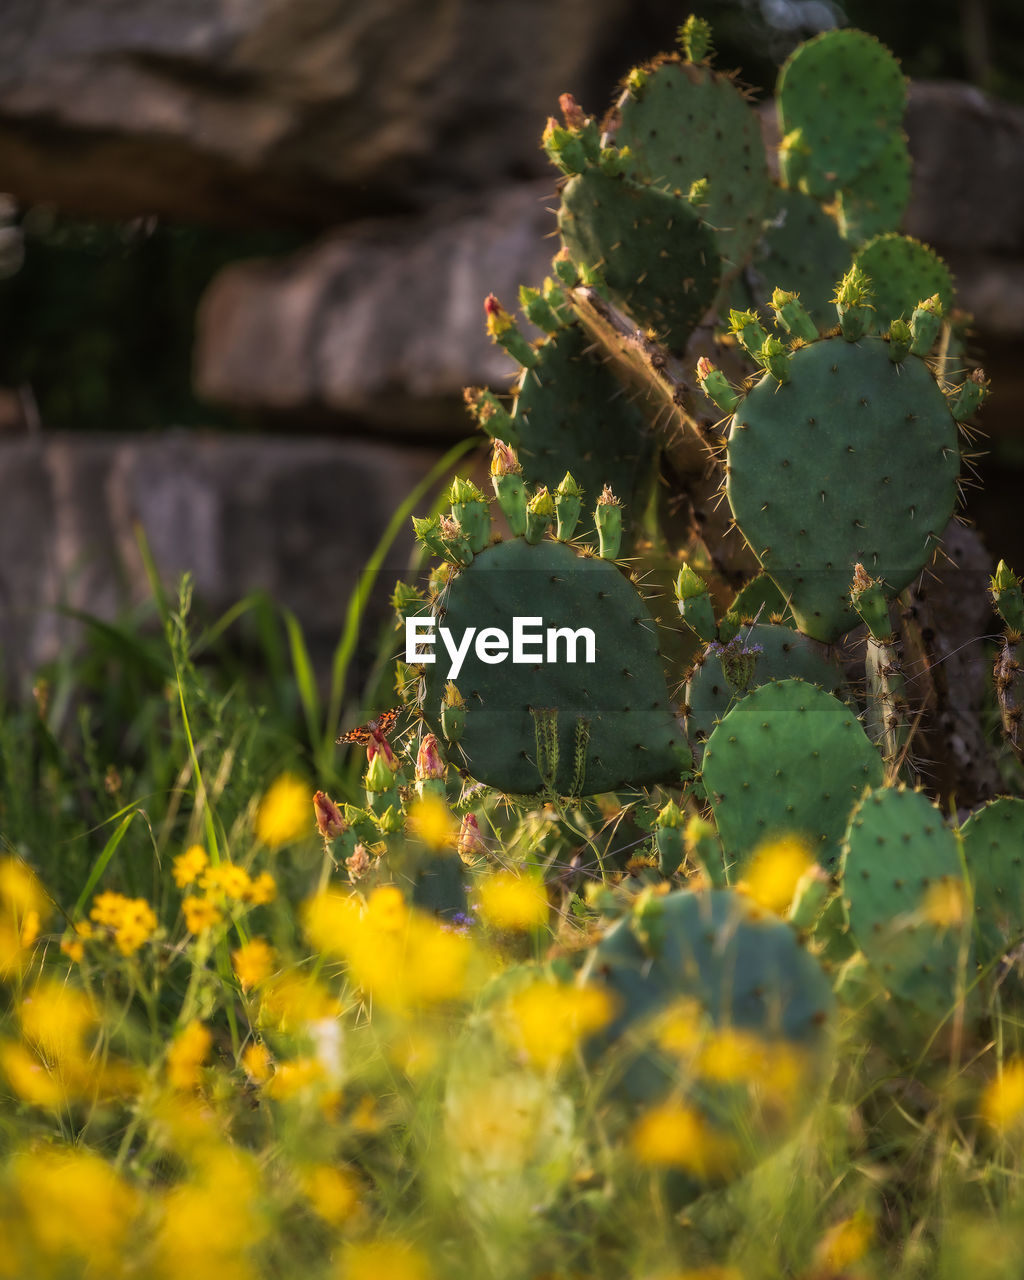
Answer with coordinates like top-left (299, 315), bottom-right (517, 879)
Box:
top-left (336, 707), bottom-right (402, 746)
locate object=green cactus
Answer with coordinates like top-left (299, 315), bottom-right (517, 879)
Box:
top-left (580, 886), bottom-right (835, 1197)
top-left (960, 796), bottom-right (1024, 972)
top-left (701, 679), bottom-right (883, 877)
top-left (841, 786), bottom-right (971, 1022)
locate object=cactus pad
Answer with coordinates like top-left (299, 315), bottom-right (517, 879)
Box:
top-left (836, 131), bottom-right (912, 246)
top-left (842, 786), bottom-right (970, 1020)
top-left (559, 167), bottom-right (721, 351)
top-left (777, 29), bottom-right (906, 199)
top-left (613, 58), bottom-right (771, 293)
top-left (702, 678), bottom-right (882, 875)
top-left (853, 234), bottom-right (955, 331)
top-left (960, 796), bottom-right (1024, 970)
top-left (420, 537), bottom-right (687, 795)
top-left (751, 188), bottom-right (853, 330)
top-left (685, 623), bottom-right (845, 763)
top-left (726, 336), bottom-right (960, 641)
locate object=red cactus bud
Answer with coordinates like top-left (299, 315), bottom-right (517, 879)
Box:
top-left (367, 730), bottom-right (398, 772)
top-left (696, 356), bottom-right (715, 381)
top-left (490, 439), bottom-right (521, 477)
top-left (457, 813), bottom-right (488, 860)
top-left (415, 733), bottom-right (446, 781)
top-left (313, 790), bottom-right (347, 839)
top-left (559, 93), bottom-right (586, 130)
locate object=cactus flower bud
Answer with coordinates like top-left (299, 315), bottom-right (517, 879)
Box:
top-left (695, 356), bottom-right (739, 415)
top-left (449, 476), bottom-right (485, 506)
top-left (559, 92), bottom-right (587, 131)
top-left (655, 798), bottom-right (686, 877)
top-left (518, 283), bottom-right (562, 334)
top-left (887, 316), bottom-right (912, 363)
top-left (678, 14), bottom-right (712, 63)
top-left (685, 814), bottom-right (726, 889)
top-left (441, 681), bottom-right (466, 743)
top-left (834, 265), bottom-right (875, 341)
top-left (365, 745), bottom-right (397, 794)
top-left (412, 514), bottom-right (446, 558)
top-left (450, 477), bottom-right (491, 554)
top-left (688, 177), bottom-right (710, 206)
top-left (674, 563), bottom-right (708, 601)
top-left (391, 580), bottom-right (427, 629)
top-left (909, 294), bottom-right (943, 356)
top-left (366, 729), bottom-right (398, 773)
top-left (439, 514), bottom-right (473, 566)
top-left (770, 288), bottom-right (817, 343)
top-left (463, 386), bottom-right (517, 443)
top-left (485, 293), bottom-right (538, 367)
top-left (675, 564), bottom-right (716, 641)
top-left (526, 486), bottom-right (556, 544)
top-left (490, 439), bottom-right (521, 477)
top-left (991, 560), bottom-right (1024, 634)
top-left (555, 471), bottom-right (583, 541)
top-left (595, 486), bottom-right (623, 560)
top-left (950, 368), bottom-right (990, 422)
top-left (625, 66), bottom-right (648, 98)
top-left (313, 790), bottom-right (348, 840)
top-left (757, 334), bottom-right (790, 383)
top-left (415, 733), bottom-right (446, 782)
top-left (728, 308), bottom-right (768, 359)
top-left (490, 442), bottom-right (528, 537)
top-left (457, 812), bottom-right (488, 864)
top-left (849, 563), bottom-right (892, 640)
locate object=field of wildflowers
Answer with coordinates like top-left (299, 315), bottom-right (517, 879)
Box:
top-left (0, 563), bottom-right (1023, 1280)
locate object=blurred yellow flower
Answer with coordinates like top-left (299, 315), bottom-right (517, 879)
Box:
top-left (260, 973), bottom-right (341, 1031)
top-left (153, 1147), bottom-right (265, 1280)
top-left (339, 1239), bottom-right (434, 1280)
top-left (740, 835), bottom-right (814, 914)
top-left (257, 774), bottom-right (313, 848)
top-left (183, 896), bottom-right (224, 934)
top-left (246, 871), bottom-right (278, 905)
top-left (922, 876), bottom-right (967, 928)
top-left (653, 997), bottom-right (706, 1059)
top-left (59, 920), bottom-right (93, 964)
top-left (167, 1020), bottom-right (212, 1091)
top-left (503, 980), bottom-right (615, 1069)
top-left (241, 1041), bottom-right (273, 1084)
top-left (300, 1164), bottom-right (362, 1226)
top-left (630, 1100), bottom-right (739, 1178)
top-left (696, 1027), bottom-right (767, 1084)
top-left (982, 1059), bottom-right (1024, 1133)
top-left (813, 1209), bottom-right (874, 1271)
top-left (12, 1148), bottom-right (139, 1272)
top-left (89, 891), bottom-right (158, 955)
top-left (476, 870), bottom-right (549, 931)
top-left (266, 1056), bottom-right (326, 1101)
top-left (19, 980), bottom-right (96, 1068)
top-left (408, 794), bottom-right (459, 850)
top-left (0, 1040), bottom-right (65, 1108)
top-left (232, 939), bottom-right (276, 990)
top-left (173, 844), bottom-right (209, 888)
top-left (202, 862), bottom-right (252, 901)
top-left (0, 856), bottom-right (47, 917)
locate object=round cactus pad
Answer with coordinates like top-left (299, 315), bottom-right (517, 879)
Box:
top-left (726, 336), bottom-right (959, 641)
top-left (853, 234), bottom-right (955, 331)
top-left (836, 131), bottom-right (911, 246)
top-left (702, 678), bottom-right (882, 874)
top-left (753, 188), bottom-right (853, 330)
top-left (613, 59), bottom-right (770, 290)
top-left (777, 28), bottom-right (906, 199)
top-left (581, 887), bottom-right (834, 1183)
top-left (559, 167), bottom-right (720, 352)
top-left (421, 537), bottom-right (687, 795)
top-left (843, 786), bottom-right (970, 1020)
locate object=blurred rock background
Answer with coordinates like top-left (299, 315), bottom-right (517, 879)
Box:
top-left (0, 0), bottom-right (1022, 690)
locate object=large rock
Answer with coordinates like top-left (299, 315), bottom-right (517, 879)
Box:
top-left (194, 181), bottom-right (553, 429)
top-left (196, 83), bottom-right (1024, 429)
top-left (0, 0), bottom-right (622, 227)
top-left (0, 431), bottom-right (441, 690)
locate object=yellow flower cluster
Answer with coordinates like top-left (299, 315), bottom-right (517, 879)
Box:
top-left (476, 869), bottom-right (549, 931)
top-left (89, 891), bottom-right (158, 955)
top-left (305, 886), bottom-right (472, 1013)
top-left (256, 773), bottom-right (313, 848)
top-left (172, 845), bottom-right (277, 936)
top-left (630, 1100), bottom-right (740, 1179)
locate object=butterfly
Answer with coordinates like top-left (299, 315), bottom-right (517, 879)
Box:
top-left (336, 706), bottom-right (402, 746)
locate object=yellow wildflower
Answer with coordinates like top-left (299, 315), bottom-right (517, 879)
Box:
top-left (266, 1056), bottom-right (326, 1100)
top-left (0, 1040), bottom-right (65, 1108)
top-left (167, 1020), bottom-right (212, 1090)
top-left (203, 861), bottom-right (253, 901)
top-left (232, 938), bottom-right (276, 990)
top-left (476, 870), bottom-right (549, 931)
top-left (503, 980), bottom-right (615, 1069)
top-left (241, 1041), bottom-right (273, 1084)
top-left (630, 1100), bottom-right (740, 1179)
top-left (113, 897), bottom-right (158, 954)
top-left (256, 773), bottom-right (313, 848)
top-left (60, 920), bottom-right (93, 964)
top-left (173, 844), bottom-right (209, 888)
top-left (740, 835), bottom-right (814, 914)
top-left (923, 876), bottom-right (967, 928)
top-left (13, 1148), bottom-right (139, 1271)
top-left (408, 794), bottom-right (459, 850)
top-left (653, 997), bottom-right (706, 1059)
top-left (19, 980), bottom-right (96, 1068)
top-left (982, 1059), bottom-right (1024, 1133)
top-left (90, 889), bottom-right (129, 928)
top-left (365, 884), bottom-right (407, 931)
top-left (0, 856), bottom-right (47, 917)
top-left (301, 1164), bottom-right (362, 1226)
top-left (339, 1239), bottom-right (434, 1280)
top-left (183, 896), bottom-right (224, 934)
top-left (813, 1210), bottom-right (875, 1271)
top-left (260, 973), bottom-right (341, 1031)
top-left (153, 1147), bottom-right (265, 1278)
top-left (696, 1027), bottom-right (766, 1084)
top-left (246, 871), bottom-right (277, 905)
